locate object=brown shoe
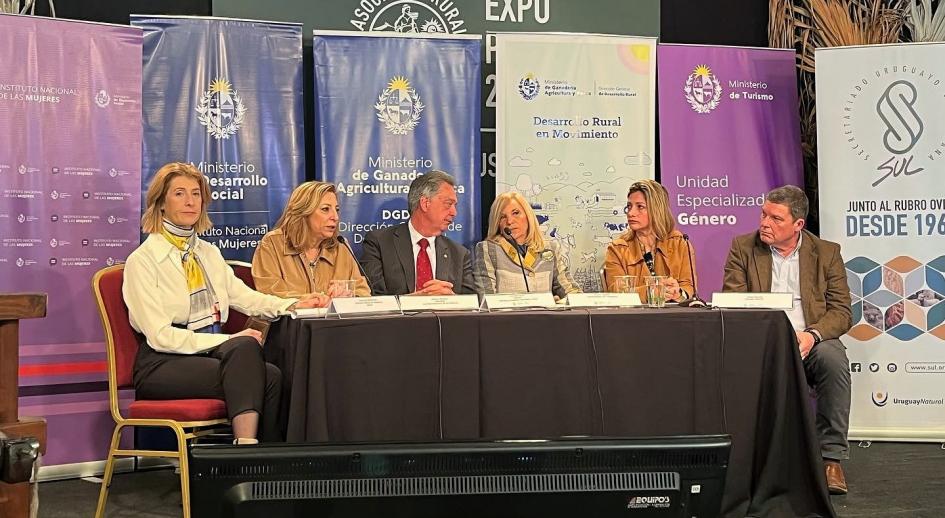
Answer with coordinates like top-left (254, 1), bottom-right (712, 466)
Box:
top-left (824, 460), bottom-right (848, 495)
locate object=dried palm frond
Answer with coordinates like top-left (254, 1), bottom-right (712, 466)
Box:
top-left (798, 0), bottom-right (904, 71)
top-left (905, 0), bottom-right (945, 41)
top-left (768, 0), bottom-right (905, 232)
top-left (769, 0), bottom-right (798, 49)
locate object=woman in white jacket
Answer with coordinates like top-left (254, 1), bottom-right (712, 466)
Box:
top-left (123, 162), bottom-right (318, 444)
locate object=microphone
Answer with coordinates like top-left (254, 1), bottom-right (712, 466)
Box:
top-left (678, 233), bottom-right (707, 307)
top-left (337, 235), bottom-right (375, 295)
top-left (503, 227), bottom-right (529, 292)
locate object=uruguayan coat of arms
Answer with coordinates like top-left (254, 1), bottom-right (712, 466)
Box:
top-left (518, 73), bottom-right (540, 101)
top-left (375, 76), bottom-right (424, 135)
top-left (684, 65), bottom-right (722, 114)
top-left (196, 78), bottom-right (247, 139)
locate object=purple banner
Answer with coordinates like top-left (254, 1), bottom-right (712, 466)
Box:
top-left (0, 14), bottom-right (141, 465)
top-left (657, 44), bottom-right (803, 296)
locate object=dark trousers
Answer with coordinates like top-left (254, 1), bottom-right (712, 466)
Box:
top-left (804, 338), bottom-right (851, 461)
top-left (133, 336), bottom-right (283, 442)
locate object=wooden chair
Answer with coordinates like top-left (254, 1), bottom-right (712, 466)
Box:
top-left (91, 264), bottom-right (229, 518)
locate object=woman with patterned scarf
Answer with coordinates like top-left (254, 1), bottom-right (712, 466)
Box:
top-left (473, 191), bottom-right (582, 300)
top-left (123, 163), bottom-right (320, 444)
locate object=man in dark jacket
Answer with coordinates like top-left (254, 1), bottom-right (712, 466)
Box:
top-left (360, 170), bottom-right (475, 296)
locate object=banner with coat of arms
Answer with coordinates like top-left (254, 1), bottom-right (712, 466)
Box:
top-left (817, 43), bottom-right (945, 441)
top-left (313, 31), bottom-right (482, 253)
top-left (131, 16), bottom-right (305, 261)
top-left (657, 44), bottom-right (803, 297)
top-left (495, 33), bottom-right (657, 291)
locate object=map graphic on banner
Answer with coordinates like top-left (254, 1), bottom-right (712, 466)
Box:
top-left (132, 16), bottom-right (305, 262)
top-left (817, 43), bottom-right (945, 440)
top-left (496, 33), bottom-right (656, 291)
top-left (313, 32), bottom-right (482, 253)
top-left (658, 44), bottom-right (803, 296)
top-left (0, 14), bottom-right (141, 465)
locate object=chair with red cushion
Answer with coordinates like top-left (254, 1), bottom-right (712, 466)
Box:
top-left (222, 260), bottom-right (254, 334)
top-left (92, 264), bottom-right (228, 518)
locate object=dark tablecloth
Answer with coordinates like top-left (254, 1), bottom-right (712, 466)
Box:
top-left (265, 307), bottom-right (835, 518)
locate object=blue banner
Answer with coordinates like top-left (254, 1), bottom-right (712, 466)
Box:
top-left (132, 16), bottom-right (304, 261)
top-left (313, 32), bottom-right (481, 253)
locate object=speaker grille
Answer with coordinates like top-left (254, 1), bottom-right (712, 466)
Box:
top-left (248, 472), bottom-right (679, 500)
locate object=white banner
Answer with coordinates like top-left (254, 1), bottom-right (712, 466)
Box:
top-left (496, 33), bottom-right (657, 292)
top-left (816, 43), bottom-right (945, 441)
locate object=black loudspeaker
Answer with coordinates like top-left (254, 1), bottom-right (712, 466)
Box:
top-left (190, 435), bottom-right (732, 518)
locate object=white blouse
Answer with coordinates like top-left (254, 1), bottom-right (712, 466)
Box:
top-left (122, 234), bottom-right (296, 355)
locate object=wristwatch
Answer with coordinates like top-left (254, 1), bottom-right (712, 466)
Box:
top-left (803, 327), bottom-right (822, 344)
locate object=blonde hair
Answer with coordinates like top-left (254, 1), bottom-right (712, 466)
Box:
top-left (620, 179), bottom-right (675, 241)
top-left (141, 162), bottom-right (213, 234)
top-left (273, 181), bottom-right (339, 252)
top-left (486, 192), bottom-right (545, 251)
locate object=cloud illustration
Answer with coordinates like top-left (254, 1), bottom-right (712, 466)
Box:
top-left (509, 155), bottom-right (533, 167)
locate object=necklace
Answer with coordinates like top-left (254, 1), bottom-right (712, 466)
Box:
top-left (639, 239), bottom-right (657, 276)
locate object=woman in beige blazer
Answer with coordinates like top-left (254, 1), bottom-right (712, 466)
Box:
top-left (603, 179), bottom-right (696, 302)
top-left (252, 182), bottom-right (370, 306)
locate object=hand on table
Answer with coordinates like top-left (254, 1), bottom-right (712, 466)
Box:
top-left (663, 276), bottom-right (682, 301)
top-left (412, 279), bottom-right (454, 296)
top-left (295, 293), bottom-right (330, 309)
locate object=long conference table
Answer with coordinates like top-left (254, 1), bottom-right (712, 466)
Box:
top-left (264, 306), bottom-right (836, 518)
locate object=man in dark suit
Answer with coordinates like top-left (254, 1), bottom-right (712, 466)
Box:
top-left (723, 185), bottom-right (853, 495)
top-left (360, 170), bottom-right (475, 296)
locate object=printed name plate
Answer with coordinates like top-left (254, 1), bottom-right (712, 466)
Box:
top-left (711, 292), bottom-right (794, 309)
top-left (480, 292), bottom-right (557, 311)
top-left (290, 307), bottom-right (328, 319)
top-left (398, 294), bottom-right (480, 312)
top-left (326, 296), bottom-right (402, 318)
top-left (567, 292), bottom-right (643, 308)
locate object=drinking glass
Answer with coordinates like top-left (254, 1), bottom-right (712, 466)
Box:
top-left (329, 279), bottom-right (357, 298)
top-left (613, 275), bottom-right (636, 294)
top-left (645, 276), bottom-right (667, 308)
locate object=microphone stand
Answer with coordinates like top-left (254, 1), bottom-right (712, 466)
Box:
top-left (678, 233), bottom-right (707, 307)
top-left (337, 235), bottom-right (375, 295)
top-left (503, 228), bottom-right (529, 292)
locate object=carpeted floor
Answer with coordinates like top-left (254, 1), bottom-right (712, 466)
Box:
top-left (37, 442), bottom-right (945, 517)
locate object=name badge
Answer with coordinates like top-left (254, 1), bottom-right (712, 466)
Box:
top-left (480, 292), bottom-right (557, 311)
top-left (567, 292), bottom-right (643, 308)
top-left (398, 294), bottom-right (480, 312)
top-left (711, 292), bottom-right (794, 309)
top-left (326, 296), bottom-right (402, 318)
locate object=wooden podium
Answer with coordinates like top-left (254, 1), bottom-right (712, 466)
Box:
top-left (0, 294), bottom-right (47, 518)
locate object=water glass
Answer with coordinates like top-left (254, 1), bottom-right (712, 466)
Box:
top-left (329, 279), bottom-right (357, 298)
top-left (613, 275), bottom-right (636, 294)
top-left (645, 276), bottom-right (667, 308)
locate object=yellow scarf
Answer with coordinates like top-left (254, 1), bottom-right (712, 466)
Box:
top-left (497, 238), bottom-right (539, 271)
top-left (160, 227), bottom-right (206, 292)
